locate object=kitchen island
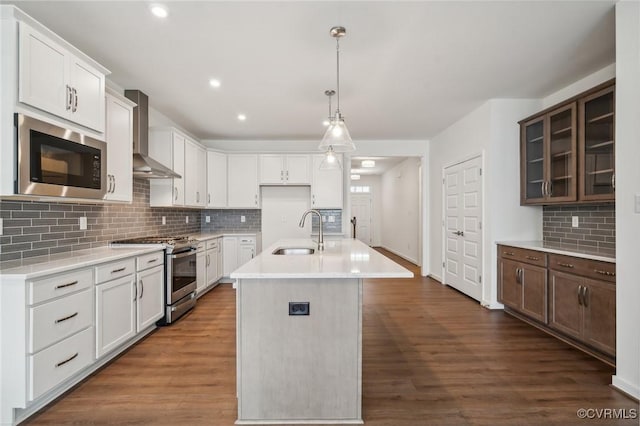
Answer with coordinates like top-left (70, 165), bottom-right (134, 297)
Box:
top-left (230, 238), bottom-right (413, 425)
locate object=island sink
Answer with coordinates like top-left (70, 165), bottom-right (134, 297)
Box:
top-left (272, 247), bottom-right (315, 255)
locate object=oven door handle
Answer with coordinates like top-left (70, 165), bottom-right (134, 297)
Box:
top-left (169, 249), bottom-right (197, 260)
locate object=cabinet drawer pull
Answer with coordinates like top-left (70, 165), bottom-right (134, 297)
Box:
top-left (55, 280), bottom-right (78, 290)
top-left (55, 352), bottom-right (78, 368)
top-left (525, 255), bottom-right (539, 261)
top-left (594, 269), bottom-right (615, 277)
top-left (111, 267), bottom-right (126, 274)
top-left (55, 312), bottom-right (78, 324)
top-left (557, 262), bottom-right (574, 268)
top-left (504, 252), bottom-right (515, 256)
top-left (147, 258), bottom-right (158, 264)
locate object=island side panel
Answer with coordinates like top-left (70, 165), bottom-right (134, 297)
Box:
top-left (237, 278), bottom-right (362, 423)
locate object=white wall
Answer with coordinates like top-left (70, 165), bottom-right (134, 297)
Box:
top-left (542, 64), bottom-right (615, 108)
top-left (260, 186), bottom-right (311, 249)
top-left (355, 175), bottom-right (382, 246)
top-left (428, 99), bottom-right (542, 307)
top-left (379, 158), bottom-right (421, 264)
top-left (612, 0), bottom-right (640, 400)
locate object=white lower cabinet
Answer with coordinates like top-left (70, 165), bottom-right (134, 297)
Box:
top-left (196, 237), bottom-right (223, 297)
top-left (196, 242), bottom-right (207, 295)
top-left (95, 275), bottom-right (135, 359)
top-left (223, 235), bottom-right (257, 277)
top-left (136, 265), bottom-right (164, 330)
top-left (29, 327), bottom-right (94, 401)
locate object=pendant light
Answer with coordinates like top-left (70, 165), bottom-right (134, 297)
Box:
top-left (319, 26), bottom-right (355, 152)
top-left (320, 90), bottom-right (342, 170)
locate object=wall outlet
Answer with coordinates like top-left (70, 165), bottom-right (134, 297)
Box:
top-left (241, 215), bottom-right (246, 223)
top-left (328, 215), bottom-right (335, 223)
top-left (635, 193), bottom-right (640, 213)
top-left (162, 216), bottom-right (166, 225)
top-left (79, 216), bottom-right (87, 230)
top-left (0, 218), bottom-right (3, 236)
top-left (205, 215), bottom-right (211, 223)
top-left (572, 216), bottom-right (579, 227)
top-left (185, 216), bottom-right (189, 224)
top-left (322, 216), bottom-right (326, 222)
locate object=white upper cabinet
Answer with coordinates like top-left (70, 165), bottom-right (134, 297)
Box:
top-left (149, 128), bottom-right (184, 207)
top-left (104, 92), bottom-right (134, 203)
top-left (207, 151), bottom-right (227, 208)
top-left (172, 133), bottom-right (186, 206)
top-left (259, 154), bottom-right (310, 185)
top-left (18, 22), bottom-right (106, 132)
top-left (311, 154), bottom-right (344, 209)
top-left (184, 139), bottom-right (206, 207)
top-left (228, 154), bottom-right (259, 208)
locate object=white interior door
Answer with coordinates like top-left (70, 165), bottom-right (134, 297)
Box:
top-left (351, 194), bottom-right (372, 246)
top-left (443, 156), bottom-right (483, 301)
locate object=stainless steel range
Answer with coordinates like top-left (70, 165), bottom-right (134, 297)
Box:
top-left (111, 236), bottom-right (198, 324)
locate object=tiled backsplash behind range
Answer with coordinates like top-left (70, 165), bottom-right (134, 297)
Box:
top-left (200, 209), bottom-right (261, 233)
top-left (543, 205), bottom-right (615, 250)
top-left (0, 179), bottom-right (201, 262)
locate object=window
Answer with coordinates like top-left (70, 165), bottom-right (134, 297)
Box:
top-left (350, 186), bottom-right (370, 193)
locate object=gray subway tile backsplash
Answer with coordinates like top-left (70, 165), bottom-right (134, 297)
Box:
top-left (542, 204), bottom-right (615, 250)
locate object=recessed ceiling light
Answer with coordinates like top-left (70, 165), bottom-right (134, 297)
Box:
top-left (361, 160), bottom-right (375, 168)
top-left (209, 78), bottom-right (221, 88)
top-left (351, 174), bottom-right (361, 180)
top-left (237, 114), bottom-right (247, 121)
top-left (322, 120), bottom-right (330, 127)
top-left (150, 4), bottom-right (168, 18)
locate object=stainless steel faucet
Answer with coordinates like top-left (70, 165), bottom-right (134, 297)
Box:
top-left (299, 209), bottom-right (324, 251)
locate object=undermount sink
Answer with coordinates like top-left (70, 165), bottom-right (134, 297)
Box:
top-left (272, 247), bottom-right (315, 255)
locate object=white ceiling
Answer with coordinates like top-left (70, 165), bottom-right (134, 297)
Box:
top-left (4, 1), bottom-right (616, 142)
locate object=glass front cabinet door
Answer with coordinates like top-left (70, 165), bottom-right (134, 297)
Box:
top-left (520, 104), bottom-right (577, 205)
top-left (579, 86), bottom-right (615, 202)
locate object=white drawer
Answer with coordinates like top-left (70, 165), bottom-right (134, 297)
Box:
top-left (206, 239), bottom-right (220, 250)
top-left (29, 268), bottom-right (93, 305)
top-left (29, 327), bottom-right (93, 401)
top-left (137, 251), bottom-right (164, 272)
top-left (29, 288), bottom-right (93, 353)
top-left (239, 236), bottom-right (256, 245)
top-left (196, 242), bottom-right (205, 251)
top-left (95, 258), bottom-right (135, 283)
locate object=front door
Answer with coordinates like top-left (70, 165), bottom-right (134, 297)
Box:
top-left (443, 156), bottom-right (483, 301)
top-left (351, 194), bottom-right (372, 246)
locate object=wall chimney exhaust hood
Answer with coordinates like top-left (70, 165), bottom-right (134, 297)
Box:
top-left (124, 90), bottom-right (181, 179)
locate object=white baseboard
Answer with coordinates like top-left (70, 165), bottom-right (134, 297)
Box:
top-left (427, 273), bottom-right (442, 283)
top-left (379, 245), bottom-right (418, 265)
top-left (481, 301), bottom-right (504, 310)
top-left (612, 375), bottom-right (640, 401)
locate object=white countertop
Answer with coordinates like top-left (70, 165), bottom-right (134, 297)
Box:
top-left (0, 245), bottom-right (165, 279)
top-left (496, 241), bottom-right (615, 263)
top-left (231, 238), bottom-right (414, 279)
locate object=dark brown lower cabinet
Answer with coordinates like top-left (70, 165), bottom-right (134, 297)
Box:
top-left (498, 244), bottom-right (616, 363)
top-left (500, 258), bottom-right (547, 323)
top-left (550, 271), bottom-right (616, 356)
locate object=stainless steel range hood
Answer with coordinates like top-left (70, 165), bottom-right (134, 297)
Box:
top-left (124, 90), bottom-right (181, 179)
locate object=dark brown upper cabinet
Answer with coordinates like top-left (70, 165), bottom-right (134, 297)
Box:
top-left (579, 85), bottom-right (615, 202)
top-left (519, 80), bottom-right (615, 205)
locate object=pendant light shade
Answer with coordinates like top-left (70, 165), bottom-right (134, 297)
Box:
top-left (318, 26), bottom-right (355, 153)
top-left (319, 146), bottom-right (342, 170)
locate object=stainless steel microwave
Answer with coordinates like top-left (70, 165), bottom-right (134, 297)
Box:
top-left (16, 114), bottom-right (107, 199)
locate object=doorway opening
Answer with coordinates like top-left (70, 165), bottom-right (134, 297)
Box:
top-left (348, 156), bottom-right (422, 267)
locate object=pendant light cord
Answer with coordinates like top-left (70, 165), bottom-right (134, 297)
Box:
top-left (336, 37), bottom-right (340, 116)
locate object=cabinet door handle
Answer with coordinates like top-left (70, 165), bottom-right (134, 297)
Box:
top-left (72, 87), bottom-right (78, 112)
top-left (286, 170), bottom-right (289, 180)
top-left (174, 187), bottom-right (179, 201)
top-left (557, 262), bottom-right (574, 269)
top-left (583, 286), bottom-right (589, 308)
top-left (548, 181), bottom-right (553, 196)
top-left (208, 193), bottom-right (211, 204)
top-left (312, 194), bottom-right (315, 205)
top-left (55, 352), bottom-right (78, 368)
top-left (281, 170), bottom-right (284, 181)
top-left (55, 312), bottom-right (78, 324)
top-left (112, 175), bottom-right (116, 193)
top-left (55, 280), bottom-right (78, 290)
top-left (111, 267), bottom-right (126, 274)
top-left (594, 269), bottom-right (615, 277)
top-left (139, 279), bottom-right (144, 299)
top-left (541, 181), bottom-right (546, 197)
top-left (133, 283), bottom-right (137, 301)
top-left (577, 285), bottom-right (583, 306)
top-left (255, 194), bottom-right (258, 205)
top-left (525, 255), bottom-right (539, 261)
top-left (611, 173), bottom-right (615, 190)
top-left (66, 85), bottom-right (72, 110)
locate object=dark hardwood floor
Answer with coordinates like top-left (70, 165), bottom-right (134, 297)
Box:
top-left (25, 250), bottom-right (637, 425)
